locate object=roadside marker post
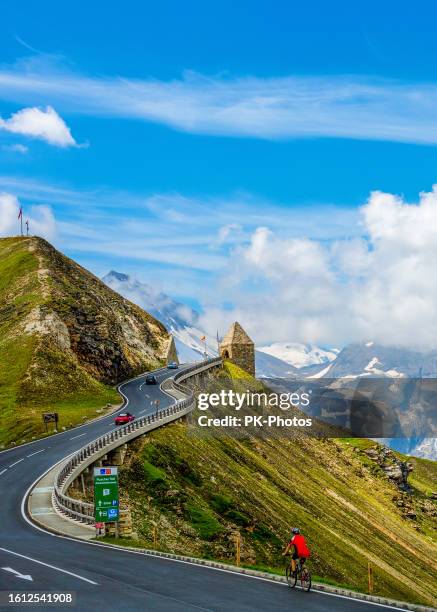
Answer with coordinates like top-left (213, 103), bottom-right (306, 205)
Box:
top-left (368, 561), bottom-right (373, 594)
top-left (230, 531), bottom-right (241, 566)
top-left (94, 467), bottom-right (119, 526)
top-left (152, 524), bottom-right (158, 549)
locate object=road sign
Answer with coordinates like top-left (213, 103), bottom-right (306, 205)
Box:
top-left (42, 412), bottom-right (58, 423)
top-left (94, 467), bottom-right (119, 523)
top-left (42, 412), bottom-right (59, 432)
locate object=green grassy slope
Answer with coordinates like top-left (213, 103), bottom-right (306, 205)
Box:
top-left (0, 236), bottom-right (167, 447)
top-left (100, 363), bottom-right (437, 607)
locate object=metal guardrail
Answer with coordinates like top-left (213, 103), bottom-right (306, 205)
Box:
top-left (52, 357), bottom-right (222, 525)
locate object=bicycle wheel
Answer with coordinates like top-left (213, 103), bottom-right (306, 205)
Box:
top-left (286, 565), bottom-right (297, 588)
top-left (300, 567), bottom-right (311, 592)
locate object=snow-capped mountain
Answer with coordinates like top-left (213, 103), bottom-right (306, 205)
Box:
top-left (410, 438), bottom-right (437, 459)
top-left (103, 271), bottom-right (217, 362)
top-left (301, 342), bottom-right (437, 460)
top-left (255, 350), bottom-right (298, 378)
top-left (381, 438), bottom-right (437, 460)
top-left (307, 342), bottom-right (437, 379)
top-left (258, 342), bottom-right (339, 369)
top-left (102, 271), bottom-right (294, 376)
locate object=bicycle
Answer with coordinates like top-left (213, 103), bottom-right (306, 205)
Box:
top-left (285, 557), bottom-right (312, 592)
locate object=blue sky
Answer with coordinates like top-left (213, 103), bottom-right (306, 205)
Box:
top-left (2, 1), bottom-right (437, 346)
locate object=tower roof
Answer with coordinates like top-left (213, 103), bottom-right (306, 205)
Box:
top-left (221, 322), bottom-right (254, 346)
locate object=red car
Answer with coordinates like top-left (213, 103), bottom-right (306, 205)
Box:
top-left (114, 412), bottom-right (135, 426)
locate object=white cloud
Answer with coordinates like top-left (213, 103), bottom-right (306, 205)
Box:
top-left (217, 223), bottom-right (242, 245)
top-left (2, 56), bottom-right (437, 143)
top-left (0, 106), bottom-right (76, 147)
top-left (200, 186), bottom-right (437, 350)
top-left (2, 143), bottom-right (28, 153)
top-left (4, 174), bottom-right (437, 350)
top-left (0, 192), bottom-right (56, 240)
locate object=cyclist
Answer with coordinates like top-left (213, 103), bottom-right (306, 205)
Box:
top-left (283, 528), bottom-right (310, 575)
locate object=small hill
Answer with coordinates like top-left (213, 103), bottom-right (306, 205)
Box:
top-left (92, 363), bottom-right (436, 607)
top-left (0, 236), bottom-right (168, 446)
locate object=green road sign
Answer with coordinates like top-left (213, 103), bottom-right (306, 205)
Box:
top-left (94, 467), bottom-right (119, 522)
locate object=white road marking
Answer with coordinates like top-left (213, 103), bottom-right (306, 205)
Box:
top-left (139, 382), bottom-right (152, 391)
top-left (0, 469), bottom-right (7, 476)
top-left (69, 433), bottom-right (86, 440)
top-left (0, 548), bottom-right (98, 585)
top-left (2, 567), bottom-right (33, 581)
top-left (27, 449), bottom-right (45, 457)
top-left (9, 458), bottom-right (24, 468)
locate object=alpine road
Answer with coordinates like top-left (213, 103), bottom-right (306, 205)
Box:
top-left (0, 366), bottom-right (406, 611)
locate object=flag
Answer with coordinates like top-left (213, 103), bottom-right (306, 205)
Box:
top-left (18, 206), bottom-right (23, 220)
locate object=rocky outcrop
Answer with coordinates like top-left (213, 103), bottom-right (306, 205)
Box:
top-left (363, 446), bottom-right (413, 492)
top-left (28, 237), bottom-right (168, 383)
top-left (2, 236), bottom-right (170, 386)
top-left (165, 335), bottom-right (179, 365)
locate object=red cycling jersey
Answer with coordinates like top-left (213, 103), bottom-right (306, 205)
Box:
top-left (290, 534), bottom-right (310, 558)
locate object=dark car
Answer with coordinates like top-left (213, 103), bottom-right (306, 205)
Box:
top-left (167, 361), bottom-right (179, 369)
top-left (145, 374), bottom-right (158, 385)
top-left (114, 412), bottom-right (135, 426)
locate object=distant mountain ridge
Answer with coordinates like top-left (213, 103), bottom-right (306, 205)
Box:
top-left (258, 342), bottom-right (339, 368)
top-left (306, 341), bottom-right (437, 379)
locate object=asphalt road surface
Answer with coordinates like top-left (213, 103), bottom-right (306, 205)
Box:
top-left (0, 366), bottom-right (405, 611)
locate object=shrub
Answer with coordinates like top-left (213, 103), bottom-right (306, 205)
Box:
top-left (143, 461), bottom-right (167, 490)
top-left (210, 494), bottom-right (234, 514)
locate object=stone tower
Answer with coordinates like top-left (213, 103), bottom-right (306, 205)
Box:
top-left (219, 322), bottom-right (255, 376)
top-left (165, 335), bottom-right (179, 365)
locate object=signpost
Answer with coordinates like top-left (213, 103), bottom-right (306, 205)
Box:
top-left (94, 467), bottom-right (119, 524)
top-left (42, 412), bottom-right (58, 432)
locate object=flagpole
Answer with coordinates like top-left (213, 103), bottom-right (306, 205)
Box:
top-left (18, 206), bottom-right (23, 236)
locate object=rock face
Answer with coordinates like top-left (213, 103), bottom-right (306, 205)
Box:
top-left (219, 322), bottom-right (255, 376)
top-left (364, 446), bottom-right (413, 492)
top-left (165, 335), bottom-right (179, 365)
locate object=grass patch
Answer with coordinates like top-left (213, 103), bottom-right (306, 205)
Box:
top-left (143, 461), bottom-right (167, 488)
top-left (186, 503), bottom-right (223, 540)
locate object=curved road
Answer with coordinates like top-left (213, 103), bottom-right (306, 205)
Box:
top-left (0, 367), bottom-right (404, 611)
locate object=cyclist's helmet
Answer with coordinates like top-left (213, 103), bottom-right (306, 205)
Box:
top-left (292, 527), bottom-right (300, 535)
